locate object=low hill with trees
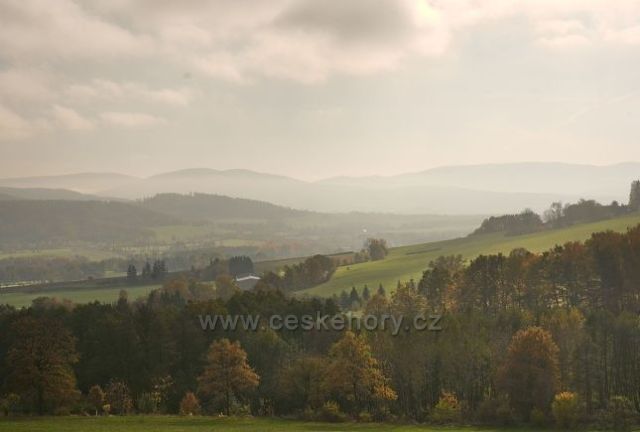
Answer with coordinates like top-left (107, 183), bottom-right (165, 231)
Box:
top-left (301, 213), bottom-right (640, 298)
top-left (137, 193), bottom-right (309, 221)
top-left (0, 200), bottom-right (179, 245)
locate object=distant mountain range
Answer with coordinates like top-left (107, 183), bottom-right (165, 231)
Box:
top-left (1, 162), bottom-right (638, 215)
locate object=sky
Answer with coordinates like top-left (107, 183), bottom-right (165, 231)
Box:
top-left (1, 0), bottom-right (640, 180)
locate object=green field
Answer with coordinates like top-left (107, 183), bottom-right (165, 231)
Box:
top-left (0, 247), bottom-right (121, 261)
top-left (0, 284), bottom-right (161, 308)
top-left (0, 416), bottom-right (592, 432)
top-left (300, 214), bottom-right (640, 297)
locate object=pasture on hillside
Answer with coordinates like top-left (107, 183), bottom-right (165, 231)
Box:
top-left (300, 213), bottom-right (640, 297)
top-left (0, 284), bottom-right (161, 308)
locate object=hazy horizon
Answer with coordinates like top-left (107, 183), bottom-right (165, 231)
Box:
top-left (1, 1), bottom-right (640, 180)
top-left (1, 160), bottom-right (640, 183)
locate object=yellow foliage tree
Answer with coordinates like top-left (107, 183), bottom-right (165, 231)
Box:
top-left (197, 338), bottom-right (259, 415)
top-left (324, 331), bottom-right (396, 415)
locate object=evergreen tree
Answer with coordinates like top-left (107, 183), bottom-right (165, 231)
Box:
top-left (339, 290), bottom-right (350, 310)
top-left (349, 286), bottom-right (361, 308)
top-left (629, 180), bottom-right (640, 211)
top-left (141, 261), bottom-right (152, 279)
top-left (126, 264), bottom-right (137, 282)
top-left (378, 283), bottom-right (386, 297)
top-left (362, 284), bottom-right (371, 302)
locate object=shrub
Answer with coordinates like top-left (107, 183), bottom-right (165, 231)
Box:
top-left (136, 392), bottom-right (158, 414)
top-left (179, 392), bottom-right (201, 416)
top-left (358, 411), bottom-right (372, 422)
top-left (372, 406), bottom-right (393, 422)
top-left (476, 399), bottom-right (500, 424)
top-left (431, 391), bottom-right (461, 424)
top-left (530, 407), bottom-right (548, 427)
top-left (496, 400), bottom-right (515, 426)
top-left (0, 394), bottom-right (20, 416)
top-left (552, 391), bottom-right (580, 429)
top-left (317, 401), bottom-right (346, 423)
top-left (53, 406), bottom-right (71, 416)
top-left (596, 396), bottom-right (635, 431)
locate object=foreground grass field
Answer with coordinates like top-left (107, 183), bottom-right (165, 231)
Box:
top-left (0, 416), bottom-right (594, 432)
top-left (301, 213), bottom-right (640, 297)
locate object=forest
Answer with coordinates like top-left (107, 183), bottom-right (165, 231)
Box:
top-left (2, 223), bottom-right (640, 430)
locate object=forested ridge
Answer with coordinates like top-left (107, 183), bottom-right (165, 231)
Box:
top-left (0, 200), bottom-right (178, 245)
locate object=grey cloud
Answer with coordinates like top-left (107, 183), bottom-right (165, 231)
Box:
top-left (275, 0), bottom-right (416, 45)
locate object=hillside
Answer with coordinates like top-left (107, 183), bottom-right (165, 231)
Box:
top-left (138, 193), bottom-right (309, 221)
top-left (299, 212), bottom-right (640, 297)
top-left (0, 200), bottom-right (179, 245)
top-left (0, 187), bottom-right (108, 201)
top-left (0, 172), bottom-right (136, 194)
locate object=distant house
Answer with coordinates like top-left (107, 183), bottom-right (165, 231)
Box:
top-left (235, 274), bottom-right (261, 291)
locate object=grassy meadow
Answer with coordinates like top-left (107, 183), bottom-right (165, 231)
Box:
top-left (0, 416), bottom-right (596, 432)
top-left (0, 284), bottom-right (161, 308)
top-left (301, 213), bottom-right (640, 297)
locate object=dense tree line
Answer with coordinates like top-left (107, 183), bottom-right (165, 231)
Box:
top-left (261, 254), bottom-right (337, 293)
top-left (2, 225), bottom-right (640, 429)
top-left (472, 208), bottom-right (544, 236)
top-left (473, 182), bottom-right (639, 237)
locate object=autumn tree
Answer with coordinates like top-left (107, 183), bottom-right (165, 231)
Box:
top-left (105, 380), bottom-right (133, 415)
top-left (324, 331), bottom-right (396, 415)
top-left (198, 338), bottom-right (259, 415)
top-left (5, 316), bottom-right (79, 414)
top-left (88, 385), bottom-right (105, 416)
top-left (498, 327), bottom-right (560, 420)
top-left (215, 275), bottom-right (241, 300)
top-left (179, 392), bottom-right (201, 415)
top-left (418, 255), bottom-right (463, 312)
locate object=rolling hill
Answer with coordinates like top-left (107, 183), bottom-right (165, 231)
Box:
top-left (0, 200), bottom-right (179, 244)
top-left (0, 187), bottom-right (109, 201)
top-left (4, 162), bottom-right (638, 214)
top-left (138, 193), bottom-right (310, 221)
top-left (0, 172), bottom-right (136, 194)
top-left (298, 212), bottom-right (640, 297)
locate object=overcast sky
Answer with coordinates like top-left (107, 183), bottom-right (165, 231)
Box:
top-left (1, 0), bottom-right (640, 180)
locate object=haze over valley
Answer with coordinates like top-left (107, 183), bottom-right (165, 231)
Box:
top-left (1, 161), bottom-right (637, 214)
